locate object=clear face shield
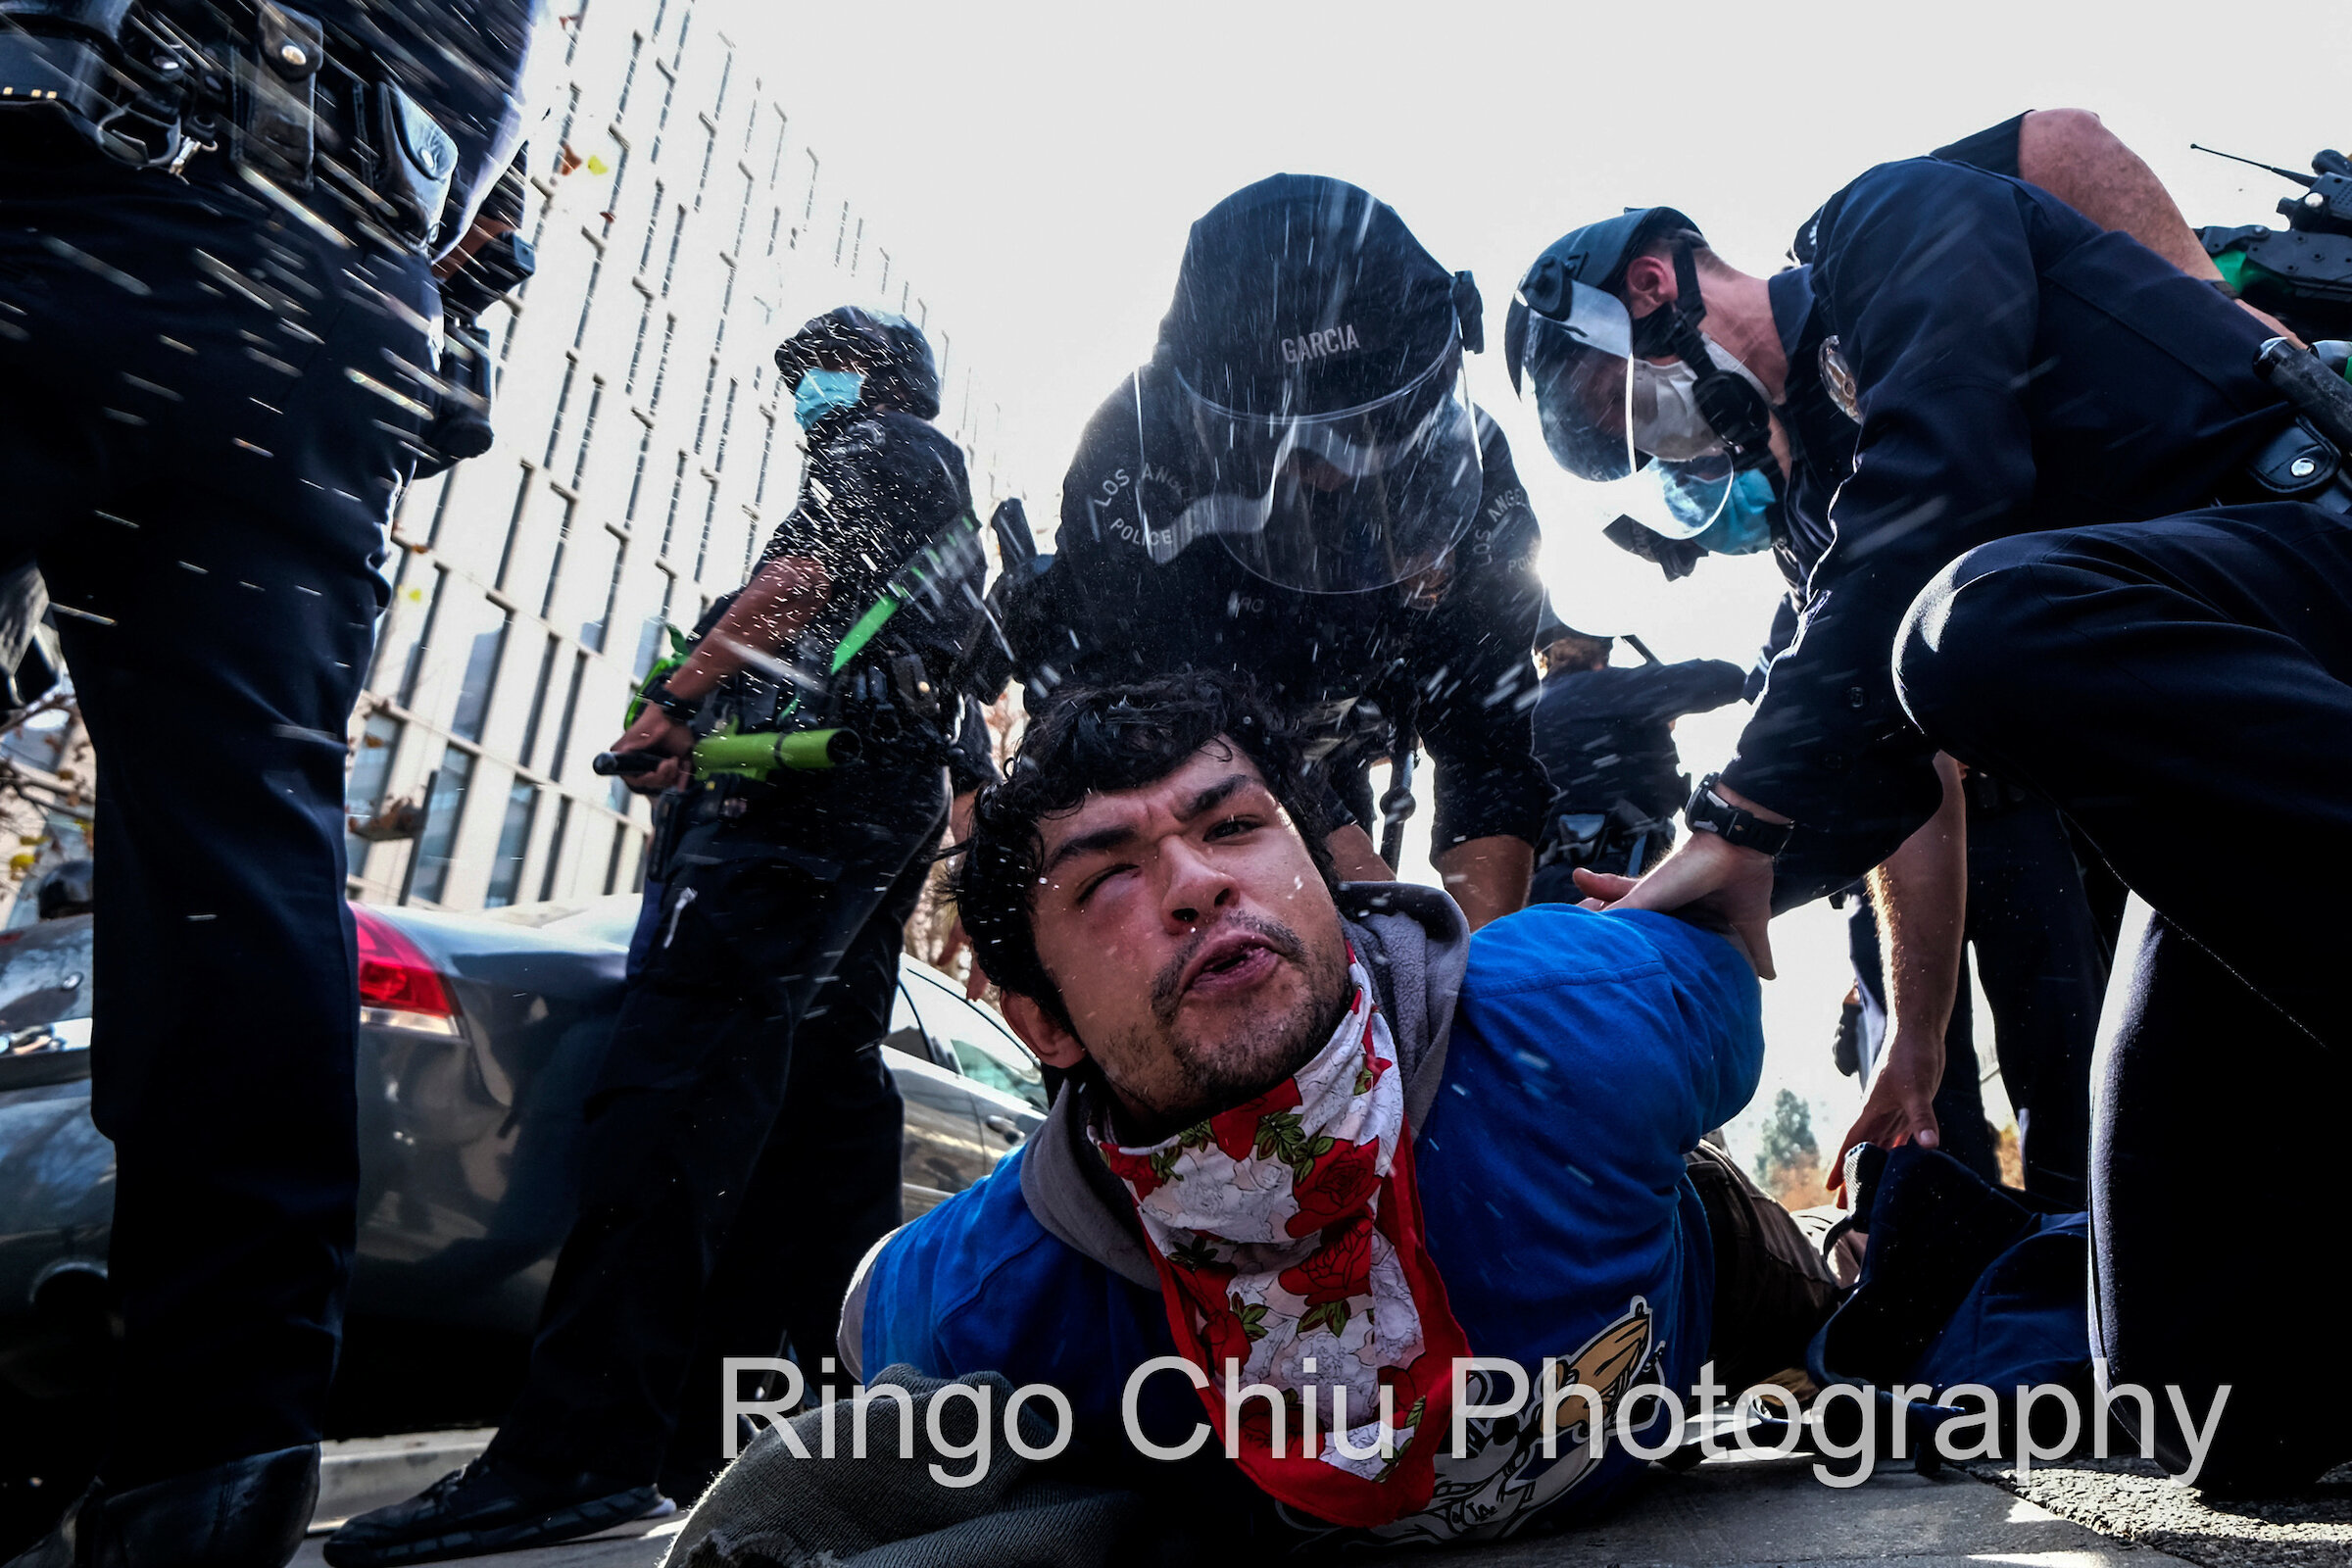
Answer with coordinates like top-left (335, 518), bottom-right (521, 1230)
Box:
top-left (1144, 342), bottom-right (1484, 595)
top-left (1517, 280), bottom-right (1766, 541)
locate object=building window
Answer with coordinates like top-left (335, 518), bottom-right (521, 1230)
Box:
top-left (649, 313), bottom-right (676, 408)
top-left (537, 795), bottom-right (573, 902)
top-left (694, 122), bottom-right (714, 209)
top-left (449, 602), bottom-right (511, 744)
top-left (624, 422), bottom-right (654, 520)
top-left (712, 378), bottom-right (738, 471)
top-left (693, 476), bottom-right (718, 579)
top-left (660, 203), bottom-right (687, 294)
top-left (658, 450), bottom-right (687, 557)
top-left (614, 32), bottom-right (645, 119)
top-left (692, 358), bottom-right (719, 451)
top-left (571, 252), bottom-right (603, 350)
top-left (651, 65), bottom-right (676, 161)
top-left (669, 4), bottom-right (690, 66)
top-left (635, 179), bottom-right (665, 272)
top-left (803, 149), bottom-right (819, 223)
top-left (483, 780), bottom-right (539, 907)
top-left (603, 818), bottom-right (633, 895)
top-left (711, 52), bottom-right (734, 121)
top-left (543, 356), bottom-right (578, 467)
top-left (624, 290), bottom-right (653, 394)
top-left (764, 206), bottom-right (780, 259)
top-left (517, 632), bottom-right (562, 769)
top-left (548, 651), bottom-right (589, 783)
top-left (587, 526), bottom-right (627, 653)
top-left (570, 380), bottom-right (604, 489)
top-left (634, 567), bottom-right (678, 678)
top-left (833, 199), bottom-right (848, 266)
top-left (406, 747), bottom-right (475, 905)
top-left (753, 411), bottom-right (777, 506)
top-left (850, 217), bottom-right (863, 273)
top-left (344, 710), bottom-right (402, 868)
top-left (397, 564), bottom-right (451, 709)
top-left (562, 0), bottom-right (590, 64)
top-left (550, 85), bottom-right (580, 176)
top-left (877, 247), bottom-right (890, 297)
top-left (540, 497), bottom-right (576, 619)
top-left (601, 142), bottom-right (631, 238)
top-left (731, 170), bottom-right (754, 254)
top-left (768, 107), bottom-right (788, 183)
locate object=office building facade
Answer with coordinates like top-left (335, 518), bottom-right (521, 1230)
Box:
top-left (345, 0), bottom-right (1009, 911)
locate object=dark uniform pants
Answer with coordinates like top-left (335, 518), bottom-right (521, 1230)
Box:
top-left (484, 760), bottom-right (945, 1486)
top-left (1897, 501), bottom-right (2352, 1489)
top-left (1847, 797), bottom-right (2106, 1206)
top-left (654, 838), bottom-right (933, 1503)
top-left (0, 159), bottom-right (432, 1486)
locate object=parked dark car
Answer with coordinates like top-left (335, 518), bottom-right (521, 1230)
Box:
top-left (0, 896), bottom-right (1045, 1499)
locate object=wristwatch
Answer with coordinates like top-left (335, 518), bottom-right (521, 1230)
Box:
top-left (1684, 773), bottom-right (1794, 858)
top-left (643, 676), bottom-right (701, 726)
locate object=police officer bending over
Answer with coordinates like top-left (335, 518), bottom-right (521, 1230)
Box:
top-left (1, 1), bottom-right (531, 1560)
top-left (1509, 146), bottom-right (2352, 1489)
top-left (328, 308), bottom-right (977, 1564)
top-left (998, 175), bottom-right (1548, 928)
top-left (1525, 610), bottom-right (1743, 906)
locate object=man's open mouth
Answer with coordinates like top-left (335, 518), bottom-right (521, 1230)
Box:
top-left (1180, 931), bottom-right (1285, 997)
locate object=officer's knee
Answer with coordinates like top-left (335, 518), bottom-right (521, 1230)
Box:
top-left (1893, 539), bottom-right (2051, 745)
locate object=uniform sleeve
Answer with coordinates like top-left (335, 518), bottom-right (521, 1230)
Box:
top-left (1418, 423), bottom-right (1550, 851)
top-left (1626, 659), bottom-right (1749, 726)
top-left (1722, 161), bottom-right (2044, 906)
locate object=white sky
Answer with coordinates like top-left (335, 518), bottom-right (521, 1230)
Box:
top-left (736, 0), bottom-right (2352, 1172)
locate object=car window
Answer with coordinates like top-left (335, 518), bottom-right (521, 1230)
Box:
top-left (0, 915), bottom-right (95, 1035)
top-left (902, 971), bottom-right (1047, 1111)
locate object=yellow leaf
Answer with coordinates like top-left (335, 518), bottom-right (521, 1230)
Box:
top-left (586, 155), bottom-right (612, 175)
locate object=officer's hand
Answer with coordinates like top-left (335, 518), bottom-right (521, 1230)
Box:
top-left (1573, 830), bottom-right (1777, 978)
top-left (608, 709), bottom-right (693, 795)
top-left (1830, 1033), bottom-right (1944, 1203)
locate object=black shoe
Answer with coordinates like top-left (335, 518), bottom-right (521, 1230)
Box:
top-left (322, 1457), bottom-right (672, 1567)
top-left (4, 1445), bottom-right (318, 1568)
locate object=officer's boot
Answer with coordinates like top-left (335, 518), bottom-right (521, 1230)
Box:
top-left (4, 1445), bottom-right (318, 1568)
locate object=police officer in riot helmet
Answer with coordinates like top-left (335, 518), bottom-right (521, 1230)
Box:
top-left (1, 1), bottom-right (534, 1560)
top-left (1509, 146), bottom-right (2352, 1488)
top-left (1002, 175), bottom-right (1548, 927)
top-left (328, 305), bottom-right (980, 1564)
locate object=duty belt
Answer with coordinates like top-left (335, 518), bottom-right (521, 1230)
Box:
top-left (0, 0), bottom-right (456, 249)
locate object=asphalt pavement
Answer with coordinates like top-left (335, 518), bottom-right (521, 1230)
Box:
top-left (294, 1439), bottom-right (2308, 1568)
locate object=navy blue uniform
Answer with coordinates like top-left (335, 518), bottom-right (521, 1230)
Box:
top-left (1757, 163), bottom-right (2110, 1207)
top-left (1010, 369), bottom-right (1550, 855)
top-left (1740, 157), bottom-right (2351, 1486)
top-left (0, 6), bottom-right (533, 1502)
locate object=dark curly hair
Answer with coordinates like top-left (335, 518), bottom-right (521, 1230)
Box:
top-left (949, 673), bottom-right (1338, 1031)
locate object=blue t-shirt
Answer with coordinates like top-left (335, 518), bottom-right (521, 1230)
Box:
top-left (860, 904), bottom-right (1762, 1546)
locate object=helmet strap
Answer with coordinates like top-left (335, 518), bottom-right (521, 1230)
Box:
top-left (1631, 244), bottom-right (1778, 471)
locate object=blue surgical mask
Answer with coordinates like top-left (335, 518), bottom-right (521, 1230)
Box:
top-left (793, 368), bottom-right (864, 428)
top-left (1689, 468), bottom-right (1779, 556)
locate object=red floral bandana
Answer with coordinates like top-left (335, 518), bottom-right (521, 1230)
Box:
top-left (1094, 952), bottom-right (1472, 1526)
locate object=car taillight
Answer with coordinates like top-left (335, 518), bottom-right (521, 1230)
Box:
top-left (351, 904), bottom-right (461, 1033)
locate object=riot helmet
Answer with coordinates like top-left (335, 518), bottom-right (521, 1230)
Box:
top-left (774, 307), bottom-right (942, 419)
top-left (1502, 209), bottom-right (1776, 539)
top-left (1147, 174), bottom-right (1489, 595)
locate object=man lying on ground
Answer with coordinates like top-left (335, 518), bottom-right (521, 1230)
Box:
top-left (836, 674), bottom-right (1840, 1548)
